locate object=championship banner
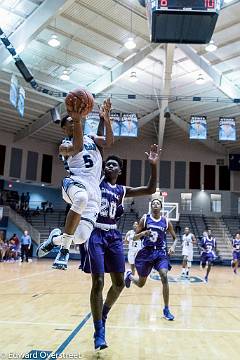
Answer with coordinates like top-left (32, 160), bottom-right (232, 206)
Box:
top-left (219, 117), bottom-right (236, 141)
top-left (120, 113), bottom-right (138, 137)
top-left (84, 111), bottom-right (100, 135)
top-left (189, 115), bottom-right (207, 140)
top-left (110, 112), bottom-right (121, 137)
top-left (9, 74), bottom-right (18, 108)
top-left (17, 86), bottom-right (25, 117)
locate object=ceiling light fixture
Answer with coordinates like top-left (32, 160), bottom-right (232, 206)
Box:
top-left (196, 73), bottom-right (206, 85)
top-left (205, 40), bottom-right (217, 52)
top-left (60, 69), bottom-right (70, 81)
top-left (129, 71), bottom-right (138, 82)
top-left (125, 37), bottom-right (136, 50)
top-left (124, 8), bottom-right (136, 50)
top-left (48, 34), bottom-right (60, 48)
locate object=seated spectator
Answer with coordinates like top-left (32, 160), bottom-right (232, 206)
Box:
top-left (0, 238), bottom-right (7, 261)
top-left (3, 240), bottom-right (12, 261)
top-left (10, 233), bottom-right (20, 249)
top-left (8, 239), bottom-right (19, 261)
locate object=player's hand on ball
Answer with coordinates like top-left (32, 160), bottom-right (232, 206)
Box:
top-left (67, 96), bottom-right (87, 121)
top-left (100, 98), bottom-right (111, 121)
top-left (168, 246), bottom-right (175, 255)
top-left (145, 144), bottom-right (160, 164)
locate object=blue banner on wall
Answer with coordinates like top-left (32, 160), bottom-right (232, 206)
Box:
top-left (17, 86), bottom-right (25, 117)
top-left (84, 111), bottom-right (100, 135)
top-left (110, 112), bottom-right (121, 137)
top-left (120, 113), bottom-right (138, 137)
top-left (9, 74), bottom-right (18, 108)
top-left (219, 117), bottom-right (236, 141)
top-left (189, 115), bottom-right (207, 140)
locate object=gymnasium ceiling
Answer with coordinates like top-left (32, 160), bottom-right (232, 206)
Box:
top-left (0, 0), bottom-right (240, 155)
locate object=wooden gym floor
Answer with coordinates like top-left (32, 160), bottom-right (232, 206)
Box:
top-left (0, 259), bottom-right (240, 359)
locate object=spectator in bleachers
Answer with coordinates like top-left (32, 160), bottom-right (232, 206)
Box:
top-left (10, 233), bottom-right (20, 248)
top-left (25, 192), bottom-right (30, 207)
top-left (20, 193), bottom-right (25, 211)
top-left (41, 201), bottom-right (48, 212)
top-left (46, 202), bottom-right (54, 213)
top-left (3, 240), bottom-right (12, 261)
top-left (15, 203), bottom-right (20, 214)
top-left (8, 236), bottom-right (19, 261)
top-left (0, 238), bottom-right (7, 261)
top-left (175, 221), bottom-right (181, 235)
top-left (20, 230), bottom-right (31, 262)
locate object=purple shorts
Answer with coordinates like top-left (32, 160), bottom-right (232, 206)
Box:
top-left (233, 250), bottom-right (240, 261)
top-left (135, 247), bottom-right (171, 277)
top-left (201, 252), bottom-right (215, 265)
top-left (83, 228), bottom-right (125, 274)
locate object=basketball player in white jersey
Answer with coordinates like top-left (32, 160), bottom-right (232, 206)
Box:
top-left (125, 221), bottom-right (142, 275)
top-left (181, 227), bottom-right (196, 278)
top-left (37, 97), bottom-right (114, 269)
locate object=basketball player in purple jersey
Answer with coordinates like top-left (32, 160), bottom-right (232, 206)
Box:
top-left (83, 144), bottom-right (159, 350)
top-left (125, 199), bottom-right (177, 321)
top-left (231, 232), bottom-right (240, 274)
top-left (200, 229), bottom-right (217, 282)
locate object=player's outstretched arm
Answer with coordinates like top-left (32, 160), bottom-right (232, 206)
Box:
top-left (59, 98), bottom-right (85, 157)
top-left (125, 144), bottom-right (159, 197)
top-left (71, 97), bottom-right (85, 155)
top-left (59, 97), bottom-right (85, 157)
top-left (168, 221), bottom-right (178, 255)
top-left (94, 98), bottom-right (114, 148)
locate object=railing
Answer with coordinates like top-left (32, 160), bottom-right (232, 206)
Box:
top-left (31, 211), bottom-right (66, 228)
top-left (215, 217), bottom-right (233, 250)
top-left (3, 206), bottom-right (40, 245)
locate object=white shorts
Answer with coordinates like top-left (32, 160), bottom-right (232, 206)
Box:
top-left (62, 176), bottom-right (101, 225)
top-left (182, 247), bottom-right (193, 262)
top-left (128, 250), bottom-right (139, 265)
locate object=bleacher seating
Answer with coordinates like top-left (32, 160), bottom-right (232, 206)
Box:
top-left (222, 216), bottom-right (240, 238)
top-left (30, 211), bottom-right (66, 242)
top-left (30, 208), bottom-right (234, 262)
